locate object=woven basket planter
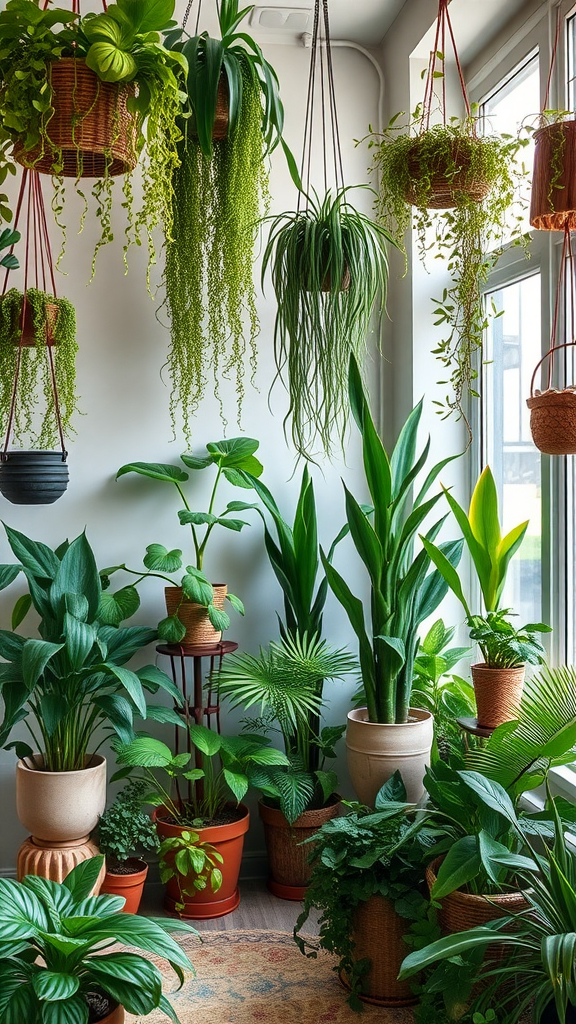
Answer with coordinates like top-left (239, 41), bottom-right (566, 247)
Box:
top-left (11, 298), bottom-right (59, 347)
top-left (404, 136), bottom-right (492, 210)
top-left (471, 663), bottom-right (525, 730)
top-left (340, 895), bottom-right (417, 1006)
top-left (530, 121), bottom-right (576, 231)
top-left (258, 799), bottom-right (341, 900)
top-left (13, 59), bottom-right (137, 178)
top-left (164, 584), bottom-right (227, 647)
top-left (426, 858), bottom-right (528, 935)
top-left (527, 342), bottom-right (576, 455)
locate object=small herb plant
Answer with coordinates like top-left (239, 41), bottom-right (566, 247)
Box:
top-left (368, 109), bottom-right (529, 437)
top-left (217, 632), bottom-right (357, 822)
top-left (97, 779), bottom-right (159, 869)
top-left (115, 438), bottom-right (262, 642)
top-left (0, 287), bottom-right (79, 447)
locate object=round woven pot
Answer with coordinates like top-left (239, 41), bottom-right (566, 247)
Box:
top-left (530, 121), bottom-right (576, 232)
top-left (164, 584), bottom-right (227, 647)
top-left (13, 59), bottom-right (137, 178)
top-left (0, 451), bottom-right (68, 505)
top-left (258, 799), bottom-right (341, 900)
top-left (471, 663), bottom-right (525, 730)
top-left (16, 755), bottom-right (107, 843)
top-left (100, 859), bottom-right (148, 914)
top-left (404, 136), bottom-right (492, 209)
top-left (346, 707), bottom-right (433, 807)
top-left (341, 895), bottom-right (417, 1006)
top-left (527, 389), bottom-right (576, 455)
top-left (10, 297), bottom-right (59, 347)
top-left (426, 857), bottom-right (528, 935)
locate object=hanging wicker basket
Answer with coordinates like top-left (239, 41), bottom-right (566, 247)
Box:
top-left (530, 121), bottom-right (576, 232)
top-left (11, 296), bottom-right (59, 347)
top-left (13, 59), bottom-right (138, 178)
top-left (404, 136), bottom-right (492, 210)
top-left (526, 342), bottom-right (576, 455)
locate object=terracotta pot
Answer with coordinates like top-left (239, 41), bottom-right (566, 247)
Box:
top-left (165, 584), bottom-right (227, 647)
top-left (259, 799), bottom-right (341, 900)
top-left (426, 857), bottom-right (528, 935)
top-left (471, 663), bottom-right (525, 730)
top-left (341, 895), bottom-right (417, 1006)
top-left (154, 805), bottom-right (249, 919)
top-left (16, 755), bottom-right (107, 843)
top-left (97, 1001), bottom-right (125, 1024)
top-left (100, 859), bottom-right (148, 913)
top-left (17, 835), bottom-right (106, 894)
top-left (530, 121), bottom-right (576, 231)
top-left (404, 136), bottom-right (492, 209)
top-left (346, 707), bottom-right (433, 807)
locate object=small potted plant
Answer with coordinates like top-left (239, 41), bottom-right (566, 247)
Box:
top-left (97, 779), bottom-right (160, 914)
top-left (0, 856), bottom-right (196, 1023)
top-left (114, 723), bottom-right (288, 918)
top-left (411, 618), bottom-right (474, 760)
top-left (116, 437), bottom-right (262, 646)
top-left (218, 632), bottom-right (357, 899)
top-left (421, 465), bottom-right (551, 729)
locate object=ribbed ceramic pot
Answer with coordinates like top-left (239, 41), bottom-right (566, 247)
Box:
top-left (471, 663), bottom-right (525, 730)
top-left (259, 799), bottom-right (341, 900)
top-left (346, 708), bottom-right (434, 807)
top-left (16, 755), bottom-right (107, 843)
top-left (0, 451), bottom-right (68, 505)
top-left (341, 895), bottom-right (417, 1006)
top-left (165, 584), bottom-right (227, 646)
top-left (17, 835), bottom-right (106, 893)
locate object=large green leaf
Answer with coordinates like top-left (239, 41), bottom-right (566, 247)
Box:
top-left (98, 626), bottom-right (157, 665)
top-left (143, 544), bottom-right (183, 573)
top-left (431, 835), bottom-right (482, 899)
top-left (116, 737), bottom-right (174, 768)
top-left (468, 466), bottom-right (501, 558)
top-left (344, 486), bottom-right (383, 588)
top-left (390, 399), bottom-right (422, 497)
top-left (458, 771), bottom-right (518, 827)
top-left (33, 971), bottom-right (79, 1001)
top-left (0, 564), bottom-right (21, 591)
top-left (97, 586), bottom-right (140, 626)
top-left (4, 525), bottom-right (59, 580)
top-left (420, 537), bottom-right (470, 618)
top-left (50, 534), bottom-right (101, 621)
top-left (0, 877), bottom-right (49, 938)
top-left (189, 723), bottom-right (221, 756)
top-left (118, 0), bottom-right (175, 32)
top-left (116, 462), bottom-right (188, 484)
top-left (206, 437), bottom-right (260, 467)
top-left (64, 614), bottom-right (96, 670)
top-left (40, 994), bottom-right (89, 1024)
top-left (21, 639), bottom-right (64, 691)
top-left (181, 573), bottom-right (212, 606)
top-left (398, 926), bottom-right (516, 979)
top-left (62, 856), bottom-right (106, 901)
top-left (74, 915), bottom-right (194, 972)
top-left (84, 953), bottom-right (162, 1016)
top-left (104, 664), bottom-right (147, 716)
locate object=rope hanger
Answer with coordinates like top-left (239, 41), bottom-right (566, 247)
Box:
top-left (298, 0), bottom-right (344, 209)
top-left (420, 0), bottom-right (471, 131)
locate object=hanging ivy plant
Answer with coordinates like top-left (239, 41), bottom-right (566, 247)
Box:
top-left (0, 288), bottom-right (79, 447)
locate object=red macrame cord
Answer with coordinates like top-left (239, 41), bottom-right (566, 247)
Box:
top-left (421, 0), bottom-right (471, 133)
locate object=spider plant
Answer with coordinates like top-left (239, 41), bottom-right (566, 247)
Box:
top-left (217, 632), bottom-right (357, 822)
top-left (262, 186), bottom-right (395, 461)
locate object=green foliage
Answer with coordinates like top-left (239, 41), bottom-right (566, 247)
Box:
top-left (0, 524), bottom-right (179, 771)
top-left (411, 618), bottom-right (474, 759)
top-left (369, 113), bottom-right (529, 434)
top-left (294, 772), bottom-right (430, 1009)
top-left (97, 778), bottom-right (160, 865)
top-left (467, 610), bottom-right (550, 668)
top-left (0, 141), bottom-right (17, 223)
top-left (158, 829), bottom-right (224, 910)
top-left (115, 439), bottom-right (261, 642)
top-left (0, 226), bottom-right (19, 267)
top-left (324, 355), bottom-right (463, 724)
top-left (262, 186), bottom-right (394, 460)
top-left (115, 723), bottom-right (289, 825)
top-left (0, 288), bottom-right (79, 447)
top-left (0, 856), bottom-right (195, 1024)
top-left (217, 632), bottom-right (356, 822)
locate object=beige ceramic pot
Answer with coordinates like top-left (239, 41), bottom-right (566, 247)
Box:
top-left (346, 708), bottom-right (433, 807)
top-left (471, 663), bottom-right (525, 730)
top-left (165, 584), bottom-right (227, 647)
top-left (16, 754), bottom-right (107, 842)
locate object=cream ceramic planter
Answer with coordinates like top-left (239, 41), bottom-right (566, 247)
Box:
top-left (16, 755), bottom-right (107, 843)
top-left (346, 708), bottom-right (433, 807)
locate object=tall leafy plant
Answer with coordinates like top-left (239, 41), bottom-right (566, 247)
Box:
top-left (322, 355), bottom-right (463, 724)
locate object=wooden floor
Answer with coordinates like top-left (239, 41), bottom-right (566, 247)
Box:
top-left (140, 878), bottom-right (320, 935)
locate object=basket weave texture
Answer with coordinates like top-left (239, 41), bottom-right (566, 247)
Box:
top-left (404, 138), bottom-right (491, 210)
top-left (259, 801), bottom-right (340, 889)
top-left (164, 584), bottom-right (227, 648)
top-left (13, 59), bottom-right (137, 178)
top-left (471, 662), bottom-right (525, 730)
top-left (527, 390), bottom-right (576, 455)
top-left (346, 895), bottom-right (417, 1006)
top-left (426, 858), bottom-right (528, 935)
top-left (530, 122), bottom-right (576, 231)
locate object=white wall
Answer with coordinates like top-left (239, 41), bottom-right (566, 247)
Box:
top-left (0, 43), bottom-right (381, 874)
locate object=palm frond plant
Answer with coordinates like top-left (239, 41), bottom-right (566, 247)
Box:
top-left (162, 0), bottom-right (286, 442)
top-left (262, 186), bottom-right (395, 460)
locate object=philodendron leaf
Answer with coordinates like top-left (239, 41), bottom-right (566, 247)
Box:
top-left (226, 593), bottom-right (245, 615)
top-left (206, 437), bottom-right (260, 466)
top-left (189, 723), bottom-right (221, 756)
top-left (157, 615), bottom-right (186, 644)
top-left (116, 462), bottom-right (189, 484)
top-left (97, 585), bottom-right (140, 626)
top-left (143, 545), bottom-right (182, 572)
top-left (207, 604), bottom-right (230, 631)
top-left (85, 42), bottom-right (138, 82)
top-left (181, 574), bottom-right (213, 606)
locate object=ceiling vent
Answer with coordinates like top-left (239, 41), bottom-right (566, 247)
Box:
top-left (250, 7), bottom-right (312, 32)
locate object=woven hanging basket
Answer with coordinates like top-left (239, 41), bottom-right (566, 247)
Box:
top-left (164, 584), bottom-right (228, 647)
top-left (340, 895), bottom-right (417, 1006)
top-left (527, 342), bottom-right (576, 455)
top-left (13, 59), bottom-right (138, 178)
top-left (530, 121), bottom-right (576, 232)
top-left (11, 296), bottom-right (59, 348)
top-left (404, 136), bottom-right (492, 210)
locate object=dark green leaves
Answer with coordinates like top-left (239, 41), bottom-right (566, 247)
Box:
top-left (116, 462), bottom-right (189, 484)
top-left (143, 544), bottom-right (183, 573)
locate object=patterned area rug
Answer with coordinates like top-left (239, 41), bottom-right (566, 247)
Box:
top-left (128, 930), bottom-right (415, 1024)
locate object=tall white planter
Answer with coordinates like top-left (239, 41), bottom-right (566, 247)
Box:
top-left (16, 755), bottom-right (107, 842)
top-left (346, 708), bottom-right (433, 806)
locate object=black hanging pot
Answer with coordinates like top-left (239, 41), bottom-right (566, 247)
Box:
top-left (539, 1002), bottom-right (576, 1024)
top-left (0, 451), bottom-right (69, 504)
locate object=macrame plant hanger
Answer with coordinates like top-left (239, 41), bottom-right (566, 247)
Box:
top-left (420, 0), bottom-right (471, 135)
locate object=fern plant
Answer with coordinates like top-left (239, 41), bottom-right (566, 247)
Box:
top-left (217, 632), bottom-right (357, 822)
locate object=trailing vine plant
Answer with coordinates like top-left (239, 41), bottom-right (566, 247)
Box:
top-left (0, 288), bottom-right (79, 447)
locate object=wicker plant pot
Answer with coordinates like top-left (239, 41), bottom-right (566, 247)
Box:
top-left (530, 121), bottom-right (576, 231)
top-left (164, 584), bottom-right (227, 647)
top-left (11, 298), bottom-right (58, 347)
top-left (13, 59), bottom-right (137, 178)
top-left (258, 799), bottom-right (341, 900)
top-left (527, 342), bottom-right (576, 455)
top-left (340, 895), bottom-right (417, 1006)
top-left (404, 137), bottom-right (492, 209)
top-left (471, 663), bottom-right (525, 730)
top-left (426, 857), bottom-right (528, 935)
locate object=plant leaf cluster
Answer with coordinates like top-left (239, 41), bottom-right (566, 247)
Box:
top-left (0, 855), bottom-right (195, 1024)
top-left (411, 618), bottom-right (474, 759)
top-left (467, 610), bottom-right (549, 668)
top-left (97, 778), bottom-right (160, 866)
top-left (158, 828), bottom-right (224, 909)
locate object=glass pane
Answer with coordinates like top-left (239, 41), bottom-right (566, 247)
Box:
top-left (568, 12), bottom-right (576, 111)
top-left (483, 275), bottom-right (542, 624)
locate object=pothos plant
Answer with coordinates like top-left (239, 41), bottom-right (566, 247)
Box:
top-left (114, 437), bottom-right (262, 643)
top-left (0, 286), bottom-right (79, 447)
top-left (0, 0), bottom-right (186, 277)
top-left (162, 0), bottom-right (286, 443)
top-left (368, 106), bottom-right (530, 440)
